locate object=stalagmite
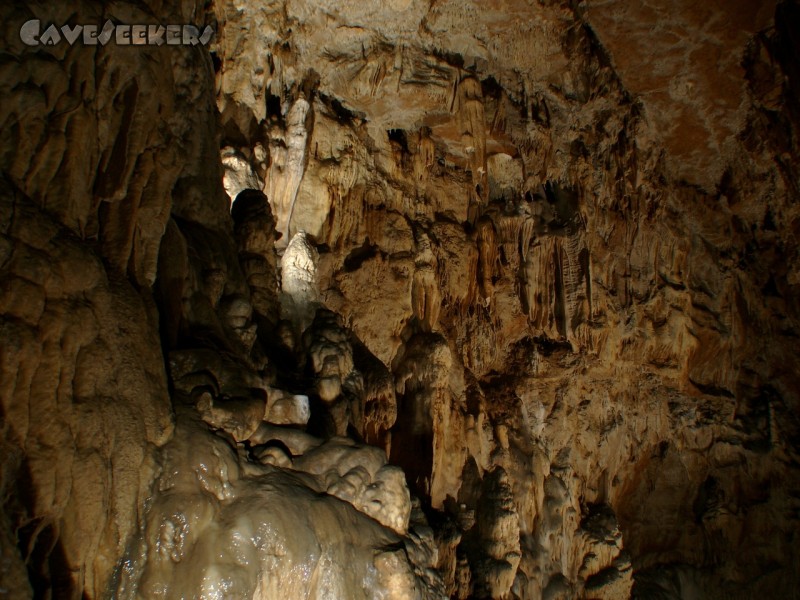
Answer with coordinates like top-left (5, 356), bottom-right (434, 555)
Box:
top-left (231, 189), bottom-right (281, 325)
top-left (280, 230), bottom-right (320, 333)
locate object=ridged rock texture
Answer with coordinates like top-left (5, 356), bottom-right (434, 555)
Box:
top-left (1, 0), bottom-right (799, 599)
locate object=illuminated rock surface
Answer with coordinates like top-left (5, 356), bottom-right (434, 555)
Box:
top-left (1, 0), bottom-right (799, 598)
top-left (114, 408), bottom-right (430, 599)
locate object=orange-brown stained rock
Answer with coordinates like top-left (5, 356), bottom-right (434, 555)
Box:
top-left (3, 0), bottom-right (800, 597)
top-left (585, 0), bottom-right (778, 190)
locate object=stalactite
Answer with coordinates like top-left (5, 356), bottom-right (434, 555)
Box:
top-left (456, 77), bottom-right (488, 224)
top-left (476, 216), bottom-right (498, 303)
top-left (264, 96), bottom-right (311, 244)
top-left (411, 230), bottom-right (442, 332)
top-left (3, 0), bottom-right (798, 598)
top-left (496, 211), bottom-right (524, 271)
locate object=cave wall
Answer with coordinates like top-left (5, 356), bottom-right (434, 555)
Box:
top-left (0, 0), bottom-right (218, 595)
top-left (1, 0), bottom-right (799, 598)
top-left (211, 0), bottom-right (800, 596)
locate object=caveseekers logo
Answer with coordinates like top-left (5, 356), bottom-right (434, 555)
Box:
top-left (20, 19), bottom-right (214, 47)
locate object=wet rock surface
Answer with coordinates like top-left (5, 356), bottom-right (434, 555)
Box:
top-left (1, 0), bottom-right (800, 598)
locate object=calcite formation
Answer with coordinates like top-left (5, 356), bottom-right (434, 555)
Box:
top-left (1, 0), bottom-right (799, 598)
top-left (113, 408), bottom-right (425, 599)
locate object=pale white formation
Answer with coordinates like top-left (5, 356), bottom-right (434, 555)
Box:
top-left (221, 147), bottom-right (262, 204)
top-left (280, 230), bottom-right (320, 332)
top-left (266, 390), bottom-right (310, 426)
top-left (293, 437), bottom-right (412, 535)
top-left (248, 425), bottom-right (412, 535)
top-left (114, 410), bottom-right (438, 600)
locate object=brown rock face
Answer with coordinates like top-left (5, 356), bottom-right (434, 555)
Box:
top-left (584, 0), bottom-right (778, 190)
top-left (1, 0), bottom-right (799, 599)
top-left (0, 179), bottom-right (174, 597)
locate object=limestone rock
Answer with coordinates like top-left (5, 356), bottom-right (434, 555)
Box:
top-left (222, 147), bottom-right (263, 203)
top-left (114, 410), bottom-right (434, 599)
top-left (266, 390), bottom-right (311, 426)
top-left (231, 189), bottom-right (281, 322)
top-left (280, 230), bottom-right (320, 332)
top-left (2, 0), bottom-right (800, 597)
top-left (0, 180), bottom-right (173, 598)
top-left (265, 97), bottom-right (312, 244)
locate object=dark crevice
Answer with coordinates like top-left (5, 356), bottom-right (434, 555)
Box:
top-left (343, 239), bottom-right (382, 272)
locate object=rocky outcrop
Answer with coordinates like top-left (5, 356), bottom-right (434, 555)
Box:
top-left (1, 0), bottom-right (799, 598)
top-left (0, 178), bottom-right (174, 598)
top-left (0, 0), bottom-right (219, 593)
top-left (205, 0), bottom-right (800, 596)
top-left (113, 408), bottom-right (427, 599)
